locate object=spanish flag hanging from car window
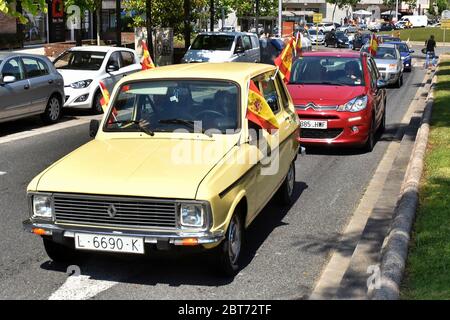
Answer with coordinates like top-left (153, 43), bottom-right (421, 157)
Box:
top-left (99, 81), bottom-right (110, 112)
top-left (99, 81), bottom-right (117, 123)
top-left (247, 80), bottom-right (279, 133)
top-left (294, 32), bottom-right (302, 56)
top-left (274, 37), bottom-right (294, 83)
top-left (369, 34), bottom-right (379, 56)
top-left (141, 40), bottom-right (155, 70)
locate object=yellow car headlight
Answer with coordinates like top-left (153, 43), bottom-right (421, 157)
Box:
top-left (180, 203), bottom-right (204, 228)
top-left (32, 195), bottom-right (53, 219)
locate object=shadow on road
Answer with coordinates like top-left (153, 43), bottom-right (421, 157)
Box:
top-left (0, 108), bottom-right (98, 138)
top-left (39, 181), bottom-right (308, 288)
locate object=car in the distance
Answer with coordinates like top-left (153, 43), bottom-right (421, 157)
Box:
top-left (325, 31), bottom-right (349, 48)
top-left (362, 43), bottom-right (403, 87)
top-left (338, 24), bottom-right (358, 34)
top-left (351, 32), bottom-right (372, 50)
top-left (377, 35), bottom-right (401, 43)
top-left (307, 29), bottom-right (325, 45)
top-left (385, 41), bottom-right (414, 72)
top-left (182, 32), bottom-right (260, 64)
top-left (23, 62), bottom-right (301, 276)
top-left (0, 53), bottom-right (65, 124)
top-left (53, 46), bottom-right (142, 114)
top-left (287, 51), bottom-right (387, 151)
top-left (220, 26), bottom-right (235, 32)
top-left (318, 22), bottom-right (336, 33)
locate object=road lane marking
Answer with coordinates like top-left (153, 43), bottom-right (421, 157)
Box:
top-left (48, 274), bottom-right (119, 300)
top-left (0, 115), bottom-right (102, 145)
top-left (0, 172), bottom-right (6, 176)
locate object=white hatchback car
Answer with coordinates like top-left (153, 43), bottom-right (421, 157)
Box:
top-left (53, 46), bottom-right (142, 113)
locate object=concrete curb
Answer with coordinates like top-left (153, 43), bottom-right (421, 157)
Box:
top-left (372, 66), bottom-right (439, 300)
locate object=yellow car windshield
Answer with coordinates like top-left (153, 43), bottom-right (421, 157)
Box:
top-left (104, 80), bottom-right (240, 134)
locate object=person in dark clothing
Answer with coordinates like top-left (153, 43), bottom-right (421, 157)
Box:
top-left (425, 35), bottom-right (437, 69)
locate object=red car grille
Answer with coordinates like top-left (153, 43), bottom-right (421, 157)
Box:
top-left (300, 114), bottom-right (340, 120)
top-left (301, 129), bottom-right (343, 139)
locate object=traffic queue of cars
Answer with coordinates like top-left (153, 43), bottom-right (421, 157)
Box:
top-left (4, 31), bottom-right (413, 275)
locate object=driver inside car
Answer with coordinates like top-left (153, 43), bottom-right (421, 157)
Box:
top-left (339, 60), bottom-right (362, 84)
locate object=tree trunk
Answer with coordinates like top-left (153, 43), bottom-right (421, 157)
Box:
top-left (332, 4), bottom-right (337, 23)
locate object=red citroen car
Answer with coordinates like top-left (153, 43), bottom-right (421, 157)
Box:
top-left (287, 51), bottom-right (387, 151)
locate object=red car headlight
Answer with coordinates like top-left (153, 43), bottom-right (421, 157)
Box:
top-left (337, 96), bottom-right (368, 112)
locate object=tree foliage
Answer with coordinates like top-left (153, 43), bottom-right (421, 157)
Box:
top-left (436, 0), bottom-right (449, 15)
top-left (0, 0), bottom-right (47, 23)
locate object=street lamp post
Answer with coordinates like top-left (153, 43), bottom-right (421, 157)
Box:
top-left (278, 0), bottom-right (282, 37)
top-left (184, 0), bottom-right (191, 51)
top-left (116, 0), bottom-right (122, 47)
top-left (145, 0), bottom-right (154, 61)
top-left (210, 0), bottom-right (215, 31)
top-left (255, 0), bottom-right (260, 35)
top-left (395, 0), bottom-right (399, 22)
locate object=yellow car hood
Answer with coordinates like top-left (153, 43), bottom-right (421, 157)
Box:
top-left (34, 138), bottom-right (236, 199)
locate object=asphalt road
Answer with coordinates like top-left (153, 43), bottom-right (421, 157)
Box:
top-left (0, 48), bottom-right (435, 299)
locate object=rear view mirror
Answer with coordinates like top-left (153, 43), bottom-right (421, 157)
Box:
top-left (1, 75), bottom-right (16, 84)
top-left (89, 119), bottom-right (100, 138)
top-left (377, 79), bottom-right (388, 88)
top-left (235, 46), bottom-right (245, 54)
top-left (106, 64), bottom-right (119, 73)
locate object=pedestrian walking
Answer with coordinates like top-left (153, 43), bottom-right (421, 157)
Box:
top-left (425, 35), bottom-right (437, 69)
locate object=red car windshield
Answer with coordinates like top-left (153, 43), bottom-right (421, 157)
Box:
top-left (290, 56), bottom-right (365, 87)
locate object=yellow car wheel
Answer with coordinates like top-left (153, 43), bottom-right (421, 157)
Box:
top-left (277, 162), bottom-right (296, 206)
top-left (215, 212), bottom-right (244, 277)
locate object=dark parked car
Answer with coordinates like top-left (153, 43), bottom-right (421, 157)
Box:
top-left (0, 53), bottom-right (65, 124)
top-left (377, 35), bottom-right (401, 43)
top-left (379, 23), bottom-right (395, 31)
top-left (352, 33), bottom-right (372, 50)
top-left (325, 31), bottom-right (349, 48)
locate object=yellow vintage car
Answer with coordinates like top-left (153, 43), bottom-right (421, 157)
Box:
top-left (23, 63), bottom-right (301, 275)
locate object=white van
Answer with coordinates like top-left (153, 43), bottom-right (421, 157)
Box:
top-left (399, 15), bottom-right (428, 27)
top-left (182, 32), bottom-right (261, 63)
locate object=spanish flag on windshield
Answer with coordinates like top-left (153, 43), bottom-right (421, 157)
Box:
top-left (247, 81), bottom-right (279, 133)
top-left (141, 41), bottom-right (155, 70)
top-left (274, 37), bottom-right (294, 83)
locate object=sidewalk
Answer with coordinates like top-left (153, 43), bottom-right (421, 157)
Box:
top-left (408, 40), bottom-right (450, 47)
top-left (4, 45), bottom-right (45, 55)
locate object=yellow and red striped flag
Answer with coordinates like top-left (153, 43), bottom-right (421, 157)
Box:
top-left (99, 81), bottom-right (118, 123)
top-left (369, 34), bottom-right (379, 56)
top-left (247, 80), bottom-right (279, 133)
top-left (99, 81), bottom-right (110, 112)
top-left (141, 40), bottom-right (155, 70)
top-left (294, 31), bottom-right (302, 56)
top-left (274, 37), bottom-right (295, 83)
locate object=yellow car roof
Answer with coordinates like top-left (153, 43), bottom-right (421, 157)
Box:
top-left (121, 63), bottom-right (276, 84)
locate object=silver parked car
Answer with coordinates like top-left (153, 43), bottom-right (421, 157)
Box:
top-left (0, 53), bottom-right (65, 124)
top-left (307, 29), bottom-right (325, 45)
top-left (362, 43), bottom-right (403, 87)
top-left (182, 32), bottom-right (261, 63)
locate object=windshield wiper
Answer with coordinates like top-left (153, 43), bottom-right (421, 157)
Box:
top-left (320, 81), bottom-right (345, 86)
top-left (291, 82), bottom-right (344, 86)
top-left (109, 120), bottom-right (154, 136)
top-left (159, 118), bottom-right (212, 137)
